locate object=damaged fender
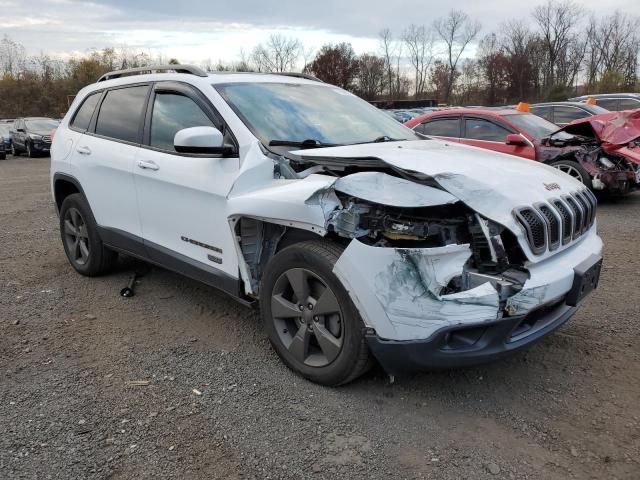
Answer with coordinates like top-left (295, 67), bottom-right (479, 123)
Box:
top-left (333, 240), bottom-right (500, 341)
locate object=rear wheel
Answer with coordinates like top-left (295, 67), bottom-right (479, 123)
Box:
top-left (550, 159), bottom-right (593, 189)
top-left (59, 193), bottom-right (117, 276)
top-left (260, 240), bottom-right (371, 386)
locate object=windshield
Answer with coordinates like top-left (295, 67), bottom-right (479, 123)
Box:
top-left (25, 119), bottom-right (59, 131)
top-left (502, 113), bottom-right (571, 141)
top-left (214, 82), bottom-right (420, 146)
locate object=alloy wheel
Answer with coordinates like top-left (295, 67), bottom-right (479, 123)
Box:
top-left (554, 164), bottom-right (584, 183)
top-left (271, 268), bottom-right (344, 367)
top-left (63, 207), bottom-right (90, 265)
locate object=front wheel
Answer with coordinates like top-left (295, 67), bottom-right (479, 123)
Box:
top-left (26, 142), bottom-right (33, 158)
top-left (59, 193), bottom-right (118, 276)
top-left (11, 143), bottom-right (17, 156)
top-left (550, 159), bottom-right (593, 189)
top-left (260, 240), bottom-right (371, 386)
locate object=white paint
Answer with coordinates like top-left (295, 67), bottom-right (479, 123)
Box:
top-left (333, 240), bottom-right (500, 341)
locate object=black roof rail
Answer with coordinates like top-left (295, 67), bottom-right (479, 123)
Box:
top-left (97, 64), bottom-right (208, 82)
top-left (272, 72), bottom-right (323, 83)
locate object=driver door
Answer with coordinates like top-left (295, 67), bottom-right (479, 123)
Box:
top-left (134, 81), bottom-right (241, 288)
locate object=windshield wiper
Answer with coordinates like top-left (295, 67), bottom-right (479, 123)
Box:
top-left (268, 139), bottom-right (341, 149)
top-left (351, 136), bottom-right (407, 145)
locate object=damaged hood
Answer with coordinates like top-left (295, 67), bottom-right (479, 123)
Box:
top-left (296, 139), bottom-right (587, 261)
top-left (556, 109), bottom-right (640, 146)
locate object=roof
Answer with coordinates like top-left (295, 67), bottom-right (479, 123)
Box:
top-left (531, 101), bottom-right (593, 108)
top-left (570, 93), bottom-right (640, 101)
top-left (404, 107), bottom-right (525, 128)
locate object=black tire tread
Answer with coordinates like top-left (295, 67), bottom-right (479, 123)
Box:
top-left (262, 239), bottom-right (372, 386)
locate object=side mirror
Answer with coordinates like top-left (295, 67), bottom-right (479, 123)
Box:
top-left (174, 126), bottom-right (228, 155)
top-left (505, 133), bottom-right (527, 146)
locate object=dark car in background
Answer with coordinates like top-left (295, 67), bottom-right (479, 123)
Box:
top-left (569, 93), bottom-right (640, 112)
top-left (10, 117), bottom-right (59, 157)
top-left (0, 123), bottom-right (13, 159)
top-left (530, 102), bottom-right (609, 127)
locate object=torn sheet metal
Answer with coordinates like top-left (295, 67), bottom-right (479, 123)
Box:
top-left (295, 139), bottom-right (588, 263)
top-left (333, 171), bottom-right (457, 207)
top-left (506, 228), bottom-right (603, 315)
top-left (333, 239), bottom-right (500, 341)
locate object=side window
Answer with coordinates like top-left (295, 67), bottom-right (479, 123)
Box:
top-left (619, 98), bottom-right (640, 110)
top-left (150, 93), bottom-right (214, 151)
top-left (95, 85), bottom-right (149, 143)
top-left (596, 98), bottom-right (618, 111)
top-left (530, 106), bottom-right (553, 122)
top-left (554, 106), bottom-right (589, 125)
top-left (71, 92), bottom-right (101, 131)
top-left (421, 118), bottom-right (460, 137)
top-left (464, 118), bottom-right (511, 142)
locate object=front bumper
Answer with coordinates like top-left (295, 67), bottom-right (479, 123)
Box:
top-left (367, 301), bottom-right (575, 374)
top-left (31, 141), bottom-right (51, 152)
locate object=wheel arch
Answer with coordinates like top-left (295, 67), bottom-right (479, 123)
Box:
top-left (53, 173), bottom-right (86, 213)
top-left (231, 215), bottom-right (340, 297)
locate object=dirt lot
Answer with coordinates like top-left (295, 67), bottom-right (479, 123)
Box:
top-left (1, 155), bottom-right (639, 480)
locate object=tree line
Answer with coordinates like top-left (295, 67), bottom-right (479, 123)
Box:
top-left (0, 0), bottom-right (638, 118)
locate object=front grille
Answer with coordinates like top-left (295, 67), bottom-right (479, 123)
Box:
top-left (514, 189), bottom-right (596, 255)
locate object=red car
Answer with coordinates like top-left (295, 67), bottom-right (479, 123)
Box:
top-left (405, 108), bottom-right (639, 194)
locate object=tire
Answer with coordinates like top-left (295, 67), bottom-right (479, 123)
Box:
top-left (0, 152), bottom-right (5, 160)
top-left (59, 193), bottom-right (117, 276)
top-left (550, 159), bottom-right (593, 189)
top-left (26, 142), bottom-right (33, 158)
top-left (260, 240), bottom-right (371, 386)
top-left (11, 143), bottom-right (17, 156)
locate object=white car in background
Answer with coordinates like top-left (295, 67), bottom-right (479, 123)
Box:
top-left (51, 65), bottom-right (603, 385)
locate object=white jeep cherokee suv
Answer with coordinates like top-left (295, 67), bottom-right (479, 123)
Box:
top-left (51, 65), bottom-right (603, 386)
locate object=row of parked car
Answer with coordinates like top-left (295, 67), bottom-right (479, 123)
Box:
top-left (0, 117), bottom-right (60, 160)
top-left (396, 94), bottom-right (640, 196)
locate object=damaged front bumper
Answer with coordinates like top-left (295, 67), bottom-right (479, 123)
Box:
top-left (366, 302), bottom-right (576, 374)
top-left (334, 231), bottom-right (602, 373)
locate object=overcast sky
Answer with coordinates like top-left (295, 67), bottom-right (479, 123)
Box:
top-left (2, 0), bottom-right (638, 63)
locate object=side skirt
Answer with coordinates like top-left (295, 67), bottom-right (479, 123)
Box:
top-left (97, 226), bottom-right (254, 307)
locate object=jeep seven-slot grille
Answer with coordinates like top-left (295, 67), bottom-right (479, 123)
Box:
top-left (514, 189), bottom-right (596, 255)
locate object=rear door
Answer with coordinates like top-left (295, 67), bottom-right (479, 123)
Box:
top-left (13, 119), bottom-right (26, 150)
top-left (133, 81), bottom-right (241, 285)
top-left (460, 116), bottom-right (536, 160)
top-left (69, 84), bottom-right (150, 252)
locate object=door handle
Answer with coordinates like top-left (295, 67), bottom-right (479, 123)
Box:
top-left (76, 146), bottom-right (91, 155)
top-left (137, 160), bottom-right (159, 171)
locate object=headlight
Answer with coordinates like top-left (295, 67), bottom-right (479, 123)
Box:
top-left (29, 133), bottom-right (43, 140)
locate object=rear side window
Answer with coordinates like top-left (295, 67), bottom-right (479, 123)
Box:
top-left (95, 86), bottom-right (149, 143)
top-left (420, 118), bottom-right (460, 137)
top-left (553, 106), bottom-right (589, 124)
top-left (596, 98), bottom-right (618, 111)
top-left (530, 106), bottom-right (553, 123)
top-left (619, 98), bottom-right (640, 110)
top-left (71, 92), bottom-right (101, 131)
top-left (464, 118), bottom-right (510, 142)
top-left (150, 93), bottom-right (214, 151)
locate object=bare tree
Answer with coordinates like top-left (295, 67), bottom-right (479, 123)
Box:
top-left (532, 0), bottom-right (583, 89)
top-left (0, 35), bottom-right (27, 77)
top-left (402, 24), bottom-right (434, 97)
top-left (433, 10), bottom-right (481, 104)
top-left (356, 54), bottom-right (386, 100)
top-left (251, 34), bottom-right (302, 72)
top-left (379, 29), bottom-right (405, 98)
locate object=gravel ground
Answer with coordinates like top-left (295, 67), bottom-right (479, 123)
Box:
top-left (1, 156), bottom-right (639, 480)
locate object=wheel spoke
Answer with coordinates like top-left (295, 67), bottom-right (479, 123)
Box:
top-left (64, 219), bottom-right (77, 236)
top-left (288, 324), bottom-right (311, 362)
top-left (313, 323), bottom-right (341, 363)
top-left (79, 240), bottom-right (89, 261)
top-left (70, 209), bottom-right (81, 227)
top-left (312, 286), bottom-right (340, 317)
top-left (286, 269), bottom-right (310, 304)
top-left (271, 294), bottom-right (303, 319)
top-left (73, 238), bottom-right (81, 260)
